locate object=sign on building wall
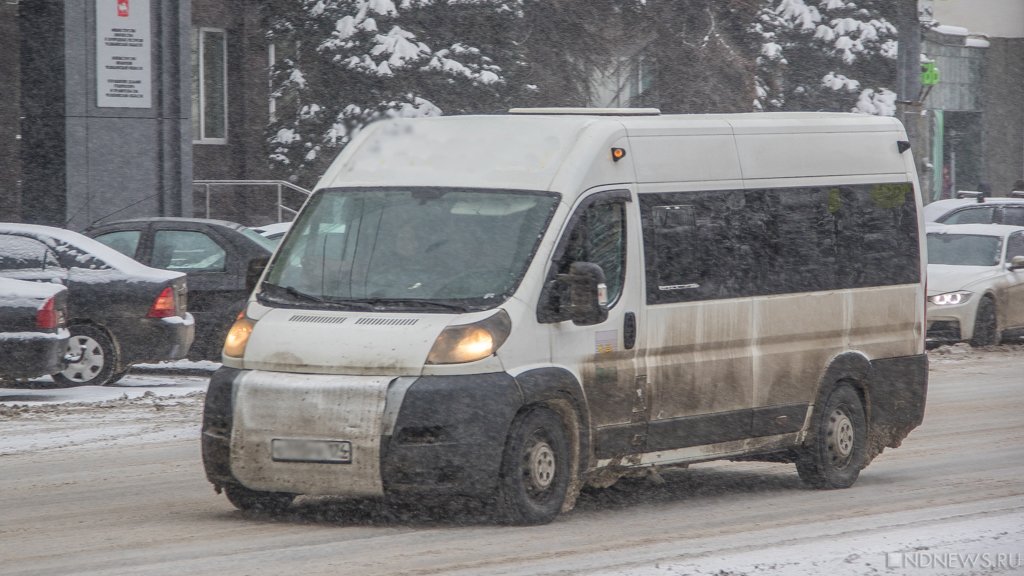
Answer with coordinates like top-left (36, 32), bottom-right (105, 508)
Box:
top-left (96, 0), bottom-right (152, 108)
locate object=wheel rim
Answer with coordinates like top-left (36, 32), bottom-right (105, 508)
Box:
top-left (826, 408), bottom-right (855, 468)
top-left (525, 438), bottom-right (557, 493)
top-left (62, 335), bottom-right (105, 383)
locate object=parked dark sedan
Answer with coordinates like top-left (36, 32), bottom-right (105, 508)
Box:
top-left (0, 223), bottom-right (194, 386)
top-left (87, 217), bottom-right (273, 360)
top-left (0, 277), bottom-right (69, 381)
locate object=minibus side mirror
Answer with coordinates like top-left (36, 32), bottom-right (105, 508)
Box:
top-left (246, 256), bottom-right (270, 294)
top-left (566, 262), bottom-right (609, 326)
top-left (1008, 255), bottom-right (1024, 271)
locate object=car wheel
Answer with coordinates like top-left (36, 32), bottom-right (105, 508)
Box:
top-left (52, 325), bottom-right (120, 387)
top-left (497, 406), bottom-right (571, 525)
top-left (224, 483), bottom-right (295, 514)
top-left (969, 297), bottom-right (999, 347)
top-left (796, 383), bottom-right (867, 489)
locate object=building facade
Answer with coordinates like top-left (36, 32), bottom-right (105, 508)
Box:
top-left (0, 0), bottom-right (274, 230)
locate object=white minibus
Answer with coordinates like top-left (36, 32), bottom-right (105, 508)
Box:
top-left (202, 110), bottom-right (928, 524)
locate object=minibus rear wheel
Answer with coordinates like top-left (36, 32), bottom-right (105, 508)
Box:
top-left (796, 383), bottom-right (867, 489)
top-left (497, 406), bottom-right (571, 525)
top-left (224, 483), bottom-right (295, 514)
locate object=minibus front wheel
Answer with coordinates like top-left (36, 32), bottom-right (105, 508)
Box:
top-left (497, 406), bottom-right (571, 525)
top-left (796, 383), bottom-right (867, 489)
top-left (224, 482), bottom-right (295, 514)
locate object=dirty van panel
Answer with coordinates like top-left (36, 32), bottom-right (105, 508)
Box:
top-left (644, 301), bottom-right (754, 443)
top-left (752, 292), bottom-right (846, 407)
top-left (647, 303), bottom-right (754, 415)
top-left (849, 285), bottom-right (921, 358)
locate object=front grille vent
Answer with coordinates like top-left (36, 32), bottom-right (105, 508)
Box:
top-left (288, 314), bottom-right (348, 325)
top-left (355, 317), bottom-right (419, 327)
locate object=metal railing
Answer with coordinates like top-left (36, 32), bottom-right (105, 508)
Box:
top-left (192, 180), bottom-right (312, 223)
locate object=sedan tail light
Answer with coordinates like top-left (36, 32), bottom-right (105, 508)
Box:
top-left (36, 296), bottom-right (62, 329)
top-left (147, 286), bottom-right (178, 318)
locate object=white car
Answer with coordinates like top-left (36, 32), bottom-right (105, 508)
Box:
top-left (926, 223), bottom-right (1024, 346)
top-left (923, 193), bottom-right (1024, 225)
top-left (249, 222), bottom-right (292, 244)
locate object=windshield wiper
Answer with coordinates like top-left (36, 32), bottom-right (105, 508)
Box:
top-left (341, 298), bottom-right (469, 313)
top-left (260, 282), bottom-right (475, 312)
top-left (260, 282), bottom-right (326, 304)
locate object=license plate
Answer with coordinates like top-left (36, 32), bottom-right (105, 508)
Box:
top-left (271, 438), bottom-right (352, 464)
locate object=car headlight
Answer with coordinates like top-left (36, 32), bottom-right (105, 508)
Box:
top-left (426, 310), bottom-right (511, 364)
top-left (223, 311), bottom-right (255, 358)
top-left (929, 291), bottom-right (973, 306)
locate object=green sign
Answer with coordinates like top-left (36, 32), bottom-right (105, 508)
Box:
top-left (921, 62), bottom-right (940, 86)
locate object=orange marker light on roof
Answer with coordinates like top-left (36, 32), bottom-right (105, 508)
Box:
top-left (611, 147), bottom-right (626, 162)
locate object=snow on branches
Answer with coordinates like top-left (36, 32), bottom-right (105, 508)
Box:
top-left (752, 0), bottom-right (898, 115)
top-left (266, 0), bottom-right (513, 184)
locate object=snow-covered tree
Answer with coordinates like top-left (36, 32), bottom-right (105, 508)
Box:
top-left (752, 0), bottom-right (899, 114)
top-left (265, 0), bottom-right (519, 185)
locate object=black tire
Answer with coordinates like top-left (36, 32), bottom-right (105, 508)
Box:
top-left (107, 368), bottom-right (131, 385)
top-left (969, 297), bottom-right (999, 347)
top-left (497, 407), bottom-right (571, 525)
top-left (224, 483), bottom-right (295, 514)
top-left (796, 384), bottom-right (867, 489)
top-left (52, 325), bottom-right (120, 387)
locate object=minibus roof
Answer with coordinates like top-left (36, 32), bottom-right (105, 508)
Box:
top-left (315, 112), bottom-right (908, 196)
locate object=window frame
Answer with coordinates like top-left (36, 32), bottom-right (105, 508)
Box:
top-left (192, 27), bottom-right (228, 144)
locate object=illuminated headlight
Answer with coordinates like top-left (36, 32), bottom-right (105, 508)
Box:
top-left (427, 310), bottom-right (511, 365)
top-left (223, 311), bottom-right (255, 358)
top-left (929, 291), bottom-right (972, 306)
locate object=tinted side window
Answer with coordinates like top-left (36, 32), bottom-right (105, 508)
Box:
top-left (1000, 206), bottom-right (1024, 227)
top-left (642, 190), bottom-right (765, 302)
top-left (94, 230), bottom-right (142, 258)
top-left (0, 235), bottom-right (60, 270)
top-left (153, 230), bottom-right (227, 271)
top-left (941, 206), bottom-right (995, 224)
top-left (640, 183), bottom-right (919, 304)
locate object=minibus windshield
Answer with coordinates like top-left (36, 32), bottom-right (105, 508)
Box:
top-left (927, 233), bottom-right (1003, 267)
top-left (260, 187), bottom-right (559, 311)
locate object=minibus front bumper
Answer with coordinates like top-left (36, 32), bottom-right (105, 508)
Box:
top-left (202, 367), bottom-right (522, 500)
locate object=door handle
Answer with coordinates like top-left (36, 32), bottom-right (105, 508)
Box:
top-left (624, 312), bottom-right (636, 350)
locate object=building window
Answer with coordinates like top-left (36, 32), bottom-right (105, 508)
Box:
top-left (192, 28), bottom-right (227, 143)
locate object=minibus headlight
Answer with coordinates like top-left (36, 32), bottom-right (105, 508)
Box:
top-left (928, 291), bottom-right (972, 306)
top-left (426, 310), bottom-right (511, 365)
top-left (223, 311), bottom-right (255, 358)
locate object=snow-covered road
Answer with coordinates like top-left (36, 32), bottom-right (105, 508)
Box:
top-left (0, 346), bottom-right (1021, 576)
